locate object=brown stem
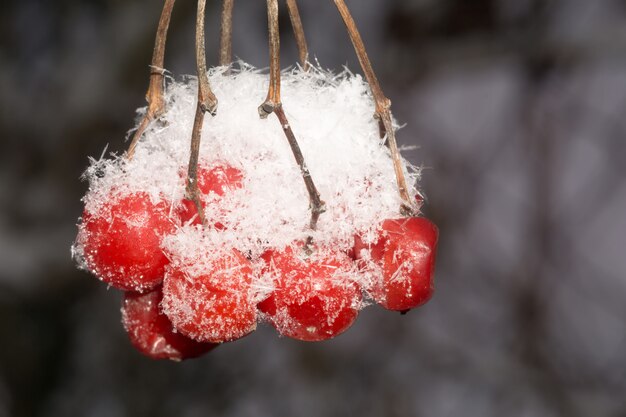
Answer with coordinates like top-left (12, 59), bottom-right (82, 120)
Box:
top-left (285, 0), bottom-right (309, 70)
top-left (219, 0), bottom-right (235, 68)
top-left (258, 0), bottom-right (281, 119)
top-left (260, 0), bottom-right (325, 234)
top-left (195, 0), bottom-right (218, 115)
top-left (275, 107), bottom-right (325, 231)
top-left (332, 0), bottom-right (415, 216)
top-left (127, 0), bottom-right (176, 159)
top-left (186, 0), bottom-right (218, 225)
top-left (187, 105), bottom-right (207, 225)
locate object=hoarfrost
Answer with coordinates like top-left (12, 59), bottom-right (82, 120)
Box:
top-left (75, 63), bottom-right (422, 300)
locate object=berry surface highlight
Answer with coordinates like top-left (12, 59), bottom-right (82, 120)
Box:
top-left (122, 287), bottom-right (217, 361)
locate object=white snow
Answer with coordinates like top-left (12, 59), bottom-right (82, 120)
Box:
top-left (77, 63), bottom-right (421, 289)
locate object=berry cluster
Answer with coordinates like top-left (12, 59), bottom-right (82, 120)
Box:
top-left (75, 161), bottom-right (437, 361)
top-left (73, 69), bottom-right (438, 361)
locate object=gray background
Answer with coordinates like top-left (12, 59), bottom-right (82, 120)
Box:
top-left (1, 1), bottom-right (625, 416)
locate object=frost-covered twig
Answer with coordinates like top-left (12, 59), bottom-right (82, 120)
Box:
top-left (332, 0), bottom-right (415, 216)
top-left (285, 0), bottom-right (309, 70)
top-left (260, 0), bottom-right (325, 237)
top-left (219, 0), bottom-right (235, 68)
top-left (127, 0), bottom-right (176, 159)
top-left (186, 0), bottom-right (218, 226)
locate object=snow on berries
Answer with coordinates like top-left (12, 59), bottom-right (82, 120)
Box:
top-left (259, 244), bottom-right (361, 341)
top-left (162, 244), bottom-right (258, 343)
top-left (76, 191), bottom-right (176, 292)
top-left (176, 163), bottom-right (244, 227)
top-left (72, 65), bottom-right (438, 360)
top-left (355, 217), bottom-right (439, 311)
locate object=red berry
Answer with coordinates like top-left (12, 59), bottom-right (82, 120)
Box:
top-left (78, 192), bottom-right (175, 292)
top-left (122, 287), bottom-right (217, 361)
top-left (177, 163), bottom-right (244, 226)
top-left (162, 249), bottom-right (257, 343)
top-left (355, 217), bottom-right (438, 312)
top-left (259, 245), bottom-right (361, 341)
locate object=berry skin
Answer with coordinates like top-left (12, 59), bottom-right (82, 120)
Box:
top-left (259, 245), bottom-right (361, 342)
top-left (177, 164), bottom-right (244, 227)
top-left (162, 249), bottom-right (257, 343)
top-left (78, 192), bottom-right (175, 292)
top-left (122, 287), bottom-right (217, 361)
top-left (355, 217), bottom-right (438, 312)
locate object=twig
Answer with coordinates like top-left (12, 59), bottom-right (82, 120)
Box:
top-left (219, 0), bottom-right (235, 69)
top-left (187, 105), bottom-right (206, 225)
top-left (260, 0), bottom-right (325, 236)
top-left (195, 0), bottom-right (218, 115)
top-left (258, 0), bottom-right (281, 119)
top-left (127, 0), bottom-right (176, 159)
top-left (332, 0), bottom-right (415, 216)
top-left (274, 107), bottom-right (325, 232)
top-left (186, 0), bottom-right (218, 226)
top-left (285, 0), bottom-right (309, 70)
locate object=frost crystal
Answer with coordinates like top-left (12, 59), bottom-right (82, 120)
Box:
top-left (74, 64), bottom-right (424, 319)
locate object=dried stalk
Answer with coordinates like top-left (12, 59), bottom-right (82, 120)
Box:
top-left (260, 0), bottom-right (325, 235)
top-left (127, 0), bottom-right (176, 159)
top-left (285, 0), bottom-right (309, 70)
top-left (219, 0), bottom-right (235, 68)
top-left (187, 105), bottom-right (206, 225)
top-left (195, 0), bottom-right (218, 115)
top-left (274, 107), bottom-right (325, 233)
top-left (258, 0), bottom-right (281, 118)
top-left (332, 0), bottom-right (415, 216)
top-left (186, 0), bottom-right (218, 225)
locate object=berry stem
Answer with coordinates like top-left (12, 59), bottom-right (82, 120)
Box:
top-left (259, 0), bottom-right (325, 235)
top-left (219, 0), bottom-right (235, 69)
top-left (186, 0), bottom-right (218, 226)
top-left (332, 0), bottom-right (415, 216)
top-left (195, 0), bottom-right (218, 115)
top-left (274, 107), bottom-right (324, 232)
top-left (187, 105), bottom-right (207, 226)
top-left (258, 0), bottom-right (281, 118)
top-left (127, 0), bottom-right (176, 159)
top-left (285, 0), bottom-right (309, 70)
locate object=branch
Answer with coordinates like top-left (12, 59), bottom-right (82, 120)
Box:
top-left (258, 0), bottom-right (281, 118)
top-left (219, 0), bottom-right (235, 68)
top-left (127, 0), bottom-right (176, 159)
top-left (332, 0), bottom-right (415, 215)
top-left (260, 0), bottom-right (325, 236)
top-left (285, 0), bottom-right (309, 70)
top-left (186, 0), bottom-right (218, 226)
top-left (195, 0), bottom-right (218, 115)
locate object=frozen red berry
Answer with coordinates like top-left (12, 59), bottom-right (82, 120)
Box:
top-left (162, 249), bottom-right (257, 343)
top-left (177, 163), bottom-right (244, 227)
top-left (77, 192), bottom-right (175, 292)
top-left (355, 217), bottom-right (438, 312)
top-left (122, 287), bottom-right (217, 361)
top-left (259, 245), bottom-right (361, 341)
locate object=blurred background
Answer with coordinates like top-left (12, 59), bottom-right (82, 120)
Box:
top-left (1, 0), bottom-right (626, 416)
